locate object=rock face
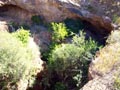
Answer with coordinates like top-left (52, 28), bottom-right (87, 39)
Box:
top-left (31, 25), bottom-right (52, 52)
top-left (0, 20), bottom-right (9, 31)
top-left (0, 0), bottom-right (115, 28)
top-left (0, 0), bottom-right (117, 45)
top-left (81, 69), bottom-right (118, 90)
top-left (81, 37), bottom-right (120, 90)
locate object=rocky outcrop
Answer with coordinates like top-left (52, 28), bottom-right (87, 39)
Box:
top-left (31, 25), bottom-right (52, 52)
top-left (0, 20), bottom-right (9, 31)
top-left (81, 31), bottom-right (120, 90)
top-left (81, 69), bottom-right (120, 90)
top-left (0, 0), bottom-right (114, 29)
top-left (0, 0), bottom-right (116, 45)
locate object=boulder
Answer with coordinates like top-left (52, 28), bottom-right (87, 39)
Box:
top-left (81, 69), bottom-right (118, 90)
top-left (82, 37), bottom-right (120, 90)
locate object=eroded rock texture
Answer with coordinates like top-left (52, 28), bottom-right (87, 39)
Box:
top-left (0, 0), bottom-right (115, 28)
top-left (0, 0), bottom-right (117, 45)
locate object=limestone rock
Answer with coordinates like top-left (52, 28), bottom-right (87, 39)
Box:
top-left (81, 70), bottom-right (117, 90)
top-left (30, 25), bottom-right (52, 52)
top-left (82, 39), bottom-right (120, 90)
top-left (0, 0), bottom-right (114, 29)
top-left (0, 0), bottom-right (116, 45)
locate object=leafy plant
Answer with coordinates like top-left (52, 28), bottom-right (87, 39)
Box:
top-left (72, 31), bottom-right (100, 63)
top-left (12, 27), bottom-right (30, 46)
top-left (47, 31), bottom-right (100, 89)
top-left (42, 22), bottom-right (69, 60)
top-left (51, 22), bottom-right (68, 43)
top-left (0, 31), bottom-right (40, 89)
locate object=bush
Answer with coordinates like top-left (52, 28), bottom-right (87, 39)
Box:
top-left (72, 31), bottom-right (99, 63)
top-left (47, 31), bottom-right (99, 89)
top-left (42, 22), bottom-right (69, 60)
top-left (12, 27), bottom-right (30, 46)
top-left (0, 31), bottom-right (39, 89)
top-left (51, 22), bottom-right (68, 43)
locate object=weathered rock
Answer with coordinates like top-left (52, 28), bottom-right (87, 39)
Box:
top-left (81, 69), bottom-right (118, 90)
top-left (0, 0), bottom-right (116, 45)
top-left (0, 0), bottom-right (114, 29)
top-left (31, 25), bottom-right (52, 52)
top-left (82, 37), bottom-right (120, 90)
top-left (0, 21), bottom-right (8, 31)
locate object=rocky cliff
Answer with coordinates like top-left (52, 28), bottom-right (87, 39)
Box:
top-left (0, 0), bottom-right (115, 30)
top-left (0, 0), bottom-right (118, 45)
top-left (0, 0), bottom-right (120, 90)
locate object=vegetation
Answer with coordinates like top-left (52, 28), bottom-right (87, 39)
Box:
top-left (12, 27), bottom-right (30, 46)
top-left (0, 1), bottom-right (120, 89)
top-left (0, 19), bottom-right (105, 90)
top-left (51, 22), bottom-right (68, 43)
top-left (42, 22), bottom-right (69, 60)
top-left (41, 27), bottom-right (100, 89)
top-left (0, 30), bottom-right (39, 89)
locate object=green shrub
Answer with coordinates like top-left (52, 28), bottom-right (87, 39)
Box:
top-left (47, 31), bottom-right (99, 89)
top-left (12, 27), bottom-right (30, 46)
top-left (51, 22), bottom-right (68, 42)
top-left (42, 22), bottom-right (69, 60)
top-left (0, 31), bottom-right (38, 89)
top-left (49, 44), bottom-right (82, 71)
top-left (72, 31), bottom-right (99, 63)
